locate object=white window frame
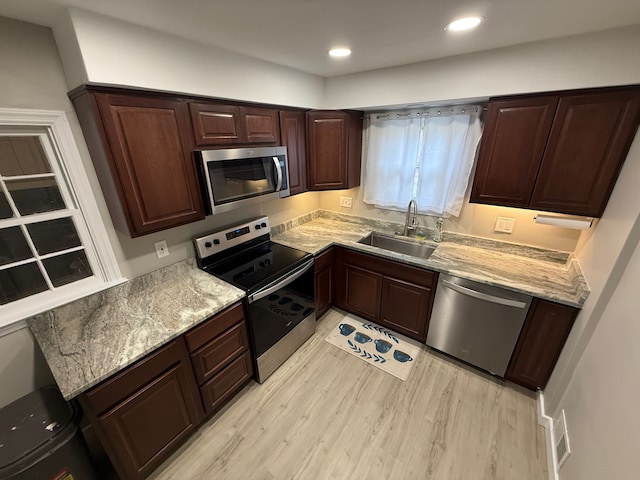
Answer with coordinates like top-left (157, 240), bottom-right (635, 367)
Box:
top-left (0, 108), bottom-right (125, 334)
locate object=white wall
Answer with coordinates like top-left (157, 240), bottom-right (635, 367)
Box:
top-left (325, 25), bottom-right (640, 109)
top-left (54, 8), bottom-right (325, 109)
top-left (551, 213), bottom-right (640, 480)
top-left (544, 133), bottom-right (640, 415)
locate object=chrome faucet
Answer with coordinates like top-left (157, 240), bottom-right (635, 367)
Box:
top-left (403, 199), bottom-right (418, 236)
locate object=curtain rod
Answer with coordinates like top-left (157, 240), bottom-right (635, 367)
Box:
top-left (374, 105), bottom-right (484, 120)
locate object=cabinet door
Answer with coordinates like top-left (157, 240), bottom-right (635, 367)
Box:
top-left (307, 110), bottom-right (362, 190)
top-left (98, 362), bottom-right (201, 479)
top-left (470, 96), bottom-right (558, 207)
top-left (315, 264), bottom-right (333, 320)
top-left (506, 299), bottom-right (578, 391)
top-left (241, 107), bottom-right (279, 144)
top-left (380, 277), bottom-right (432, 342)
top-left (188, 102), bottom-right (243, 145)
top-left (279, 110), bottom-right (307, 195)
top-left (342, 264), bottom-right (382, 322)
top-left (95, 94), bottom-right (205, 236)
top-left (530, 90), bottom-right (640, 217)
top-left (314, 247), bottom-right (334, 319)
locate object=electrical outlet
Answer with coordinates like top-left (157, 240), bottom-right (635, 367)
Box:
top-left (339, 196), bottom-right (353, 208)
top-left (494, 217), bottom-right (515, 233)
top-left (154, 240), bottom-right (170, 259)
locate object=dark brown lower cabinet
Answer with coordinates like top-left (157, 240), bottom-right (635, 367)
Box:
top-left (314, 247), bottom-right (335, 319)
top-left (506, 298), bottom-right (578, 390)
top-left (80, 301), bottom-right (252, 480)
top-left (334, 247), bottom-right (437, 342)
top-left (380, 277), bottom-right (432, 341)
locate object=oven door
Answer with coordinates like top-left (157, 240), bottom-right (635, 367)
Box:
top-left (246, 257), bottom-right (315, 382)
top-left (198, 147), bottom-right (290, 215)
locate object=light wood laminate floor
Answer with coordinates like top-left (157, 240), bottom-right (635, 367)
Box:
top-left (150, 309), bottom-right (548, 480)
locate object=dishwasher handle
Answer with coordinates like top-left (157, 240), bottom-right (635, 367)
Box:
top-left (441, 279), bottom-right (528, 309)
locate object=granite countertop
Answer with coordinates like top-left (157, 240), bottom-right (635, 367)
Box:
top-left (27, 259), bottom-right (245, 400)
top-left (272, 211), bottom-right (589, 308)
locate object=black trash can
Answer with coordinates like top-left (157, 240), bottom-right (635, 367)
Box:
top-left (0, 386), bottom-right (98, 480)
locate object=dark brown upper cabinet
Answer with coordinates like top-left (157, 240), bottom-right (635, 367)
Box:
top-left (279, 110), bottom-right (307, 195)
top-left (189, 102), bottom-right (279, 146)
top-left (471, 87), bottom-right (640, 217)
top-left (307, 110), bottom-right (363, 190)
top-left (71, 89), bottom-right (205, 237)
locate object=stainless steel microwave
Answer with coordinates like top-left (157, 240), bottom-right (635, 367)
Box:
top-left (195, 146), bottom-right (290, 215)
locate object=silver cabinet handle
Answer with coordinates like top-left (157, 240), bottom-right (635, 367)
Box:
top-left (273, 156), bottom-right (283, 192)
top-left (248, 258), bottom-right (314, 303)
top-left (441, 279), bottom-right (528, 308)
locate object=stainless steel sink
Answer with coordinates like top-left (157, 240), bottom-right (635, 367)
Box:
top-left (357, 232), bottom-right (436, 259)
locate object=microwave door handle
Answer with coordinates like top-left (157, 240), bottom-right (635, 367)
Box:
top-left (273, 156), bottom-right (283, 191)
top-left (248, 258), bottom-right (314, 303)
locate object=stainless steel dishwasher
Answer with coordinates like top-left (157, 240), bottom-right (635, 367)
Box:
top-left (426, 274), bottom-right (533, 376)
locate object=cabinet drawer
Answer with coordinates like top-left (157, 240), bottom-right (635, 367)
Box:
top-left (98, 363), bottom-right (198, 479)
top-left (191, 322), bottom-right (249, 385)
top-left (200, 352), bottom-right (253, 414)
top-left (83, 340), bottom-right (182, 416)
top-left (184, 302), bottom-right (245, 352)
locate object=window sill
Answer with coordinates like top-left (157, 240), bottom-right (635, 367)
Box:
top-left (0, 276), bottom-right (128, 337)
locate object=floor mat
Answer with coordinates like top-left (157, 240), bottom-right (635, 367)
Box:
top-left (325, 314), bottom-right (422, 381)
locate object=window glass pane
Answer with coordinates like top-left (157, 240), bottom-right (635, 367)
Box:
top-left (0, 262), bottom-right (48, 305)
top-left (0, 136), bottom-right (52, 176)
top-left (43, 251), bottom-right (92, 287)
top-left (0, 226), bottom-right (33, 266)
top-left (0, 191), bottom-right (13, 219)
top-left (6, 178), bottom-right (65, 215)
top-left (26, 218), bottom-right (81, 255)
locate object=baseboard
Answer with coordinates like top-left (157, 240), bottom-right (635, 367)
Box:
top-left (537, 390), bottom-right (559, 480)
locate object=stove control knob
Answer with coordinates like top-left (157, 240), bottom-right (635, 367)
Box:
top-left (213, 239), bottom-right (220, 245)
top-left (255, 224), bottom-right (261, 230)
top-left (261, 222), bottom-right (267, 228)
top-left (204, 241), bottom-right (212, 248)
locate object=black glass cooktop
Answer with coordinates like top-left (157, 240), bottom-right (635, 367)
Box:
top-left (204, 241), bottom-right (311, 292)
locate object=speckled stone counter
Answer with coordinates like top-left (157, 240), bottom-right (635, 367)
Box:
top-left (27, 259), bottom-right (245, 400)
top-left (272, 211), bottom-right (589, 308)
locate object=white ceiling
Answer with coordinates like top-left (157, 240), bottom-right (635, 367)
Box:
top-left (1, 0), bottom-right (640, 77)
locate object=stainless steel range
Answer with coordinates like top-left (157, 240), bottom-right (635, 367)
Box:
top-left (194, 217), bottom-right (315, 383)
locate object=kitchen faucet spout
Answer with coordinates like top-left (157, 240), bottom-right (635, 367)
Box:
top-left (403, 199), bottom-right (418, 236)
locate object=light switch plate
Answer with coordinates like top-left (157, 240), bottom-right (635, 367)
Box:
top-left (495, 217), bottom-right (515, 234)
top-left (339, 196), bottom-right (353, 208)
top-left (154, 240), bottom-right (170, 258)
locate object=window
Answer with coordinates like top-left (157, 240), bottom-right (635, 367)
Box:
top-left (0, 109), bottom-right (123, 330)
top-left (363, 105), bottom-right (482, 217)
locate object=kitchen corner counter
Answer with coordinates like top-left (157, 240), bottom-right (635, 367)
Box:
top-left (272, 212), bottom-right (589, 308)
top-left (27, 259), bottom-right (245, 400)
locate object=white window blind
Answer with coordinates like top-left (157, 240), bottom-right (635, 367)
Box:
top-left (363, 105), bottom-right (482, 217)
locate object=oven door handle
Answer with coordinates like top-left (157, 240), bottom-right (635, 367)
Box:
top-left (273, 156), bottom-right (283, 192)
top-left (248, 258), bottom-right (314, 304)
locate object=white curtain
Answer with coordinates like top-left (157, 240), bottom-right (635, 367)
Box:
top-left (363, 107), bottom-right (482, 218)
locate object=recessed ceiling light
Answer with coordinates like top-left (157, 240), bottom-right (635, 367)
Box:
top-left (445, 16), bottom-right (483, 32)
top-left (329, 48), bottom-right (352, 58)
